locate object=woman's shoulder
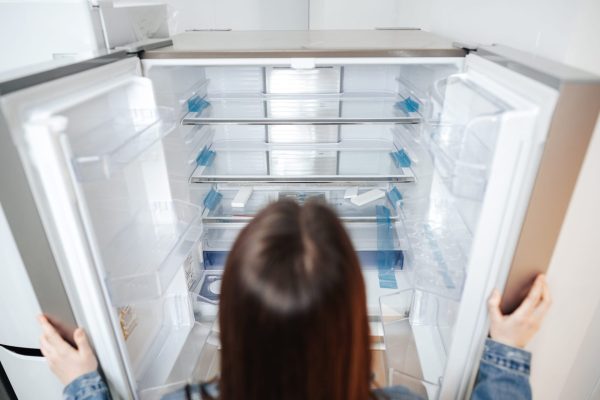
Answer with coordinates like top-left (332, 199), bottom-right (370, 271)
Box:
top-left (373, 385), bottom-right (425, 400)
top-left (161, 382), bottom-right (219, 400)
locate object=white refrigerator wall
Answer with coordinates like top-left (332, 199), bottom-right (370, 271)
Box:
top-left (0, 205), bottom-right (43, 348)
top-left (0, 204), bottom-right (63, 399)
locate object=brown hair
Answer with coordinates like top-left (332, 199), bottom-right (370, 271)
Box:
top-left (218, 199), bottom-right (372, 400)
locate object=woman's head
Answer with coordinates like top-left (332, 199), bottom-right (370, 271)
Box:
top-left (218, 199), bottom-right (371, 400)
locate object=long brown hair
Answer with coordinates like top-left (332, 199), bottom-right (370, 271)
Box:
top-left (218, 199), bottom-right (372, 400)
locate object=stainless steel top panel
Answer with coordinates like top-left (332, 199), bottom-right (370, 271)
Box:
top-left (142, 30), bottom-right (467, 59)
top-left (0, 51), bottom-right (129, 96)
top-left (477, 45), bottom-right (600, 89)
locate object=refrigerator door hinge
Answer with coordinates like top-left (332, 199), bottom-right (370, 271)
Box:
top-left (453, 41), bottom-right (480, 54)
top-left (115, 38), bottom-right (173, 54)
top-left (374, 27), bottom-right (421, 30)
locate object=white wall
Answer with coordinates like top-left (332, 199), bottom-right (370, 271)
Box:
top-left (165, 0), bottom-right (308, 31)
top-left (310, 0), bottom-right (400, 29)
top-left (0, 0), bottom-right (103, 74)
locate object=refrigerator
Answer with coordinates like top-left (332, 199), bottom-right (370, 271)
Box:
top-left (0, 30), bottom-right (598, 400)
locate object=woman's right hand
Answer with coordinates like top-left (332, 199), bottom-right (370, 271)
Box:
top-left (487, 274), bottom-right (552, 349)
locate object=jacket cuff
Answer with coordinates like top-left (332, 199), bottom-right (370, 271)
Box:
top-left (482, 338), bottom-right (532, 376)
top-left (63, 371), bottom-right (108, 400)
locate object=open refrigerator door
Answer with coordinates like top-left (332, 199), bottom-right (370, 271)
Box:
top-left (0, 55), bottom-right (208, 398)
top-left (378, 52), bottom-right (561, 397)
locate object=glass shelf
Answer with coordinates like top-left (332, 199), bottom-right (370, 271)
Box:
top-left (182, 93), bottom-right (421, 125)
top-left (70, 107), bottom-right (177, 181)
top-left (199, 221), bottom-right (408, 263)
top-left (190, 141), bottom-right (416, 184)
top-left (105, 201), bottom-right (202, 306)
top-left (193, 184), bottom-right (403, 223)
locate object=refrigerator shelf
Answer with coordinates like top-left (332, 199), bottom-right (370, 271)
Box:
top-left (155, 78), bottom-right (210, 116)
top-left (182, 93), bottom-right (421, 125)
top-left (192, 184), bottom-right (404, 223)
top-left (105, 201), bottom-right (202, 306)
top-left (190, 141), bottom-right (416, 184)
top-left (70, 107), bottom-right (177, 181)
top-left (199, 220), bottom-right (409, 254)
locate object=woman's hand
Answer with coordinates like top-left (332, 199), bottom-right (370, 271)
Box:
top-left (38, 315), bottom-right (98, 385)
top-left (488, 274), bottom-right (552, 349)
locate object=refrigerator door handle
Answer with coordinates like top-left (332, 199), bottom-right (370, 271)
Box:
top-left (0, 345), bottom-right (43, 358)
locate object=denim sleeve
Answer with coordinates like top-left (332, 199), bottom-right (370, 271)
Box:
top-left (471, 339), bottom-right (532, 400)
top-left (374, 385), bottom-right (424, 400)
top-left (63, 371), bottom-right (110, 400)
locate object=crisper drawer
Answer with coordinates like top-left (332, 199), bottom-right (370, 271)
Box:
top-left (191, 201), bottom-right (412, 316)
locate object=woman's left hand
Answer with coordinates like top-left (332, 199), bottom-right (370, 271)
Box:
top-left (38, 315), bottom-right (98, 385)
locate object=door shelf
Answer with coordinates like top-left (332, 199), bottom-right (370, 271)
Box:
top-left (182, 93), bottom-right (421, 125)
top-left (401, 198), bottom-right (472, 300)
top-left (105, 201), bottom-right (202, 306)
top-left (190, 141), bottom-right (416, 184)
top-left (380, 289), bottom-right (459, 399)
top-left (70, 107), bottom-right (177, 181)
top-left (192, 184), bottom-right (405, 223)
top-left (427, 119), bottom-right (499, 201)
top-left (138, 322), bottom-right (212, 398)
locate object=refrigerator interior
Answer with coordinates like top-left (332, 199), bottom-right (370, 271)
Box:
top-left (136, 58), bottom-right (519, 399)
top-left (2, 55), bottom-right (535, 399)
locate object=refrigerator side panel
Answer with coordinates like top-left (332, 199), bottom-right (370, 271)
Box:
top-left (501, 82), bottom-right (600, 313)
top-left (0, 346), bottom-right (62, 400)
top-left (0, 113), bottom-right (76, 344)
top-left (0, 203), bottom-right (43, 348)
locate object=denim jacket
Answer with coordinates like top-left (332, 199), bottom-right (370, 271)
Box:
top-left (64, 339), bottom-right (531, 400)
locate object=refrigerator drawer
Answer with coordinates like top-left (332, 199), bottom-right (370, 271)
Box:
top-left (191, 212), bottom-right (412, 316)
top-left (0, 346), bottom-right (63, 400)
